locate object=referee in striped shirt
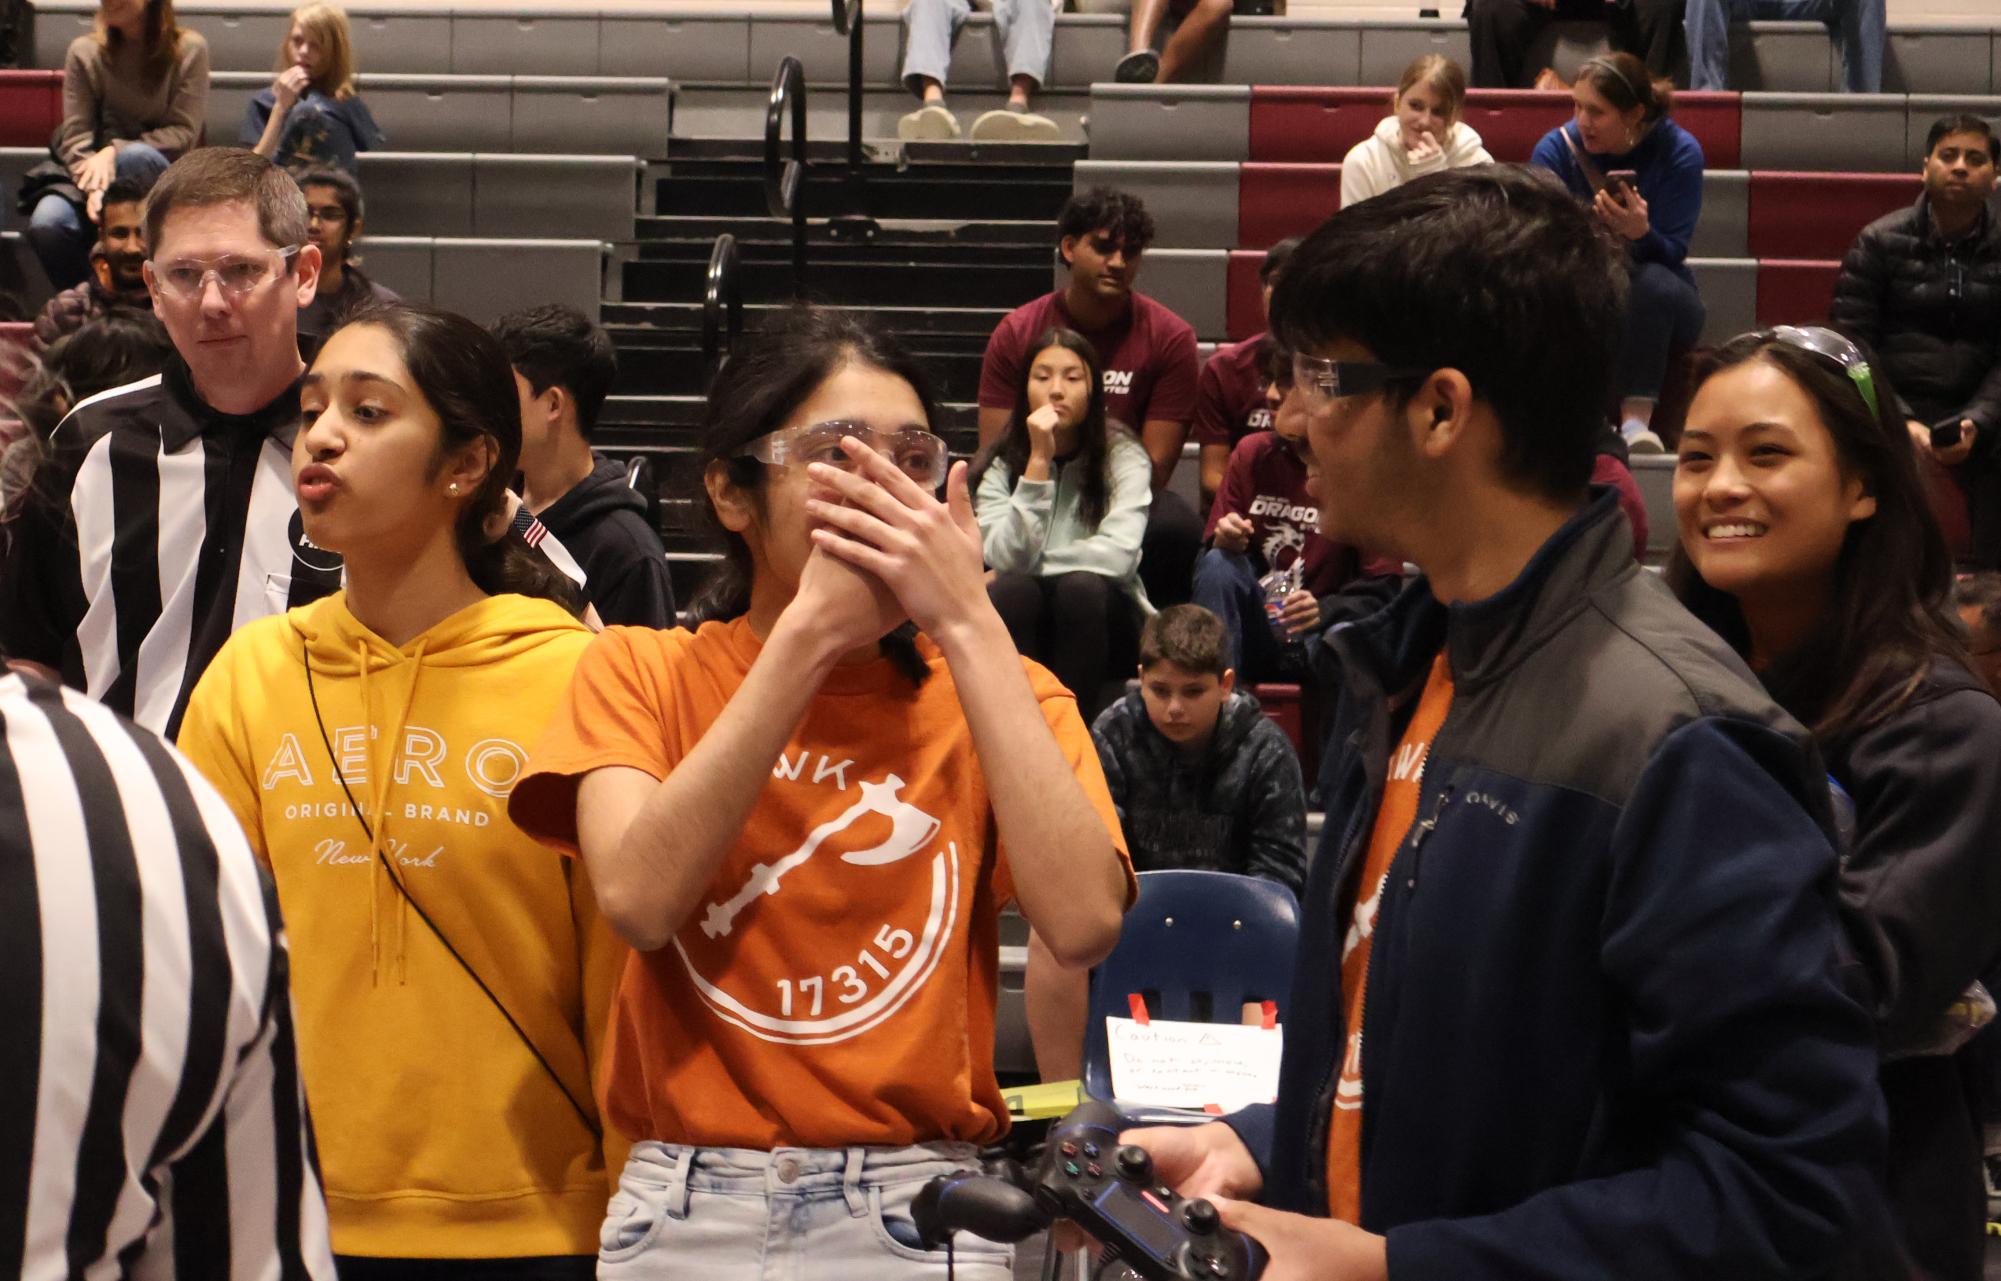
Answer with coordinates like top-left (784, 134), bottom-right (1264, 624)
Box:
top-left (1, 661), bottom-right (337, 1276)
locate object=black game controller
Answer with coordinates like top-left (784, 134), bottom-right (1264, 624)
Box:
top-left (911, 1100), bottom-right (1266, 1281)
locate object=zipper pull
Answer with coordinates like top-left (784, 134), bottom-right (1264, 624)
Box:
top-left (1406, 786), bottom-right (1451, 889)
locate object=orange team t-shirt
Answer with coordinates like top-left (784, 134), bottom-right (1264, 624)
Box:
top-left (1325, 651), bottom-right (1454, 1224)
top-left (508, 618), bottom-right (1135, 1152)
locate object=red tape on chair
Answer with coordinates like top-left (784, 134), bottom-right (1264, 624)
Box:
top-left (1128, 993), bottom-right (1151, 1026)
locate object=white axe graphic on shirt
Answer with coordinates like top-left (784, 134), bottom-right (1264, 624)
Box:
top-left (700, 774), bottom-right (943, 939)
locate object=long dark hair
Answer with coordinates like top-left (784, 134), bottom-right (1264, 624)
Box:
top-left (1666, 334), bottom-right (1963, 744)
top-left (969, 327), bottom-right (1116, 531)
top-left (331, 303), bottom-right (581, 615)
top-left (688, 305), bottom-right (941, 686)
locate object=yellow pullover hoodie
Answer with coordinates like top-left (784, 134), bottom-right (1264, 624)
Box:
top-left (177, 591), bottom-right (623, 1259)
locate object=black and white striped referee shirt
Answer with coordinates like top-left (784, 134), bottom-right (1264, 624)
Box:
top-left (0, 668), bottom-right (337, 1278)
top-left (0, 357), bottom-right (341, 740)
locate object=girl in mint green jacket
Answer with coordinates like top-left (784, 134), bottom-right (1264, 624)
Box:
top-left (971, 327), bottom-right (1154, 715)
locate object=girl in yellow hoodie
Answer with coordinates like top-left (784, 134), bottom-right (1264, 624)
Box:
top-left (178, 304), bottom-right (621, 1280)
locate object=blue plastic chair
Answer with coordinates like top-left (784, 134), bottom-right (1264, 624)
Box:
top-left (1080, 869), bottom-right (1301, 1126)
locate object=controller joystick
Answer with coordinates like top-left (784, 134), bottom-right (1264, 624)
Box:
top-left (1182, 1199), bottom-right (1219, 1235)
top-left (1115, 1145), bottom-right (1154, 1183)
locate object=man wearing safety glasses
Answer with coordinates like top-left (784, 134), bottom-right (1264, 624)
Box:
top-left (1106, 166), bottom-right (1889, 1280)
top-left (1, 147), bottom-right (330, 736)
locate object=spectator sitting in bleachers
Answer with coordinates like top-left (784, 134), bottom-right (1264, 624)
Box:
top-left (975, 326), bottom-right (1153, 717)
top-left (1193, 236), bottom-right (1296, 508)
top-left (1091, 604), bottom-right (1308, 899)
top-left (1830, 115), bottom-right (2001, 567)
top-left (1668, 325), bottom-right (2001, 1279)
top-left (30, 174), bottom-right (151, 347)
top-left (898, 0), bottom-right (1062, 142)
top-left (1195, 345), bottom-right (1388, 684)
top-left (1339, 56), bottom-right (1493, 209)
top-left (1685, 0), bottom-right (1883, 93)
top-left (23, 0), bottom-right (207, 291)
top-left (494, 303), bottom-right (677, 630)
top-left (1532, 54), bottom-right (1704, 455)
top-left (240, 2), bottom-right (384, 176)
top-left (1466, 0), bottom-right (1683, 90)
top-left (979, 187), bottom-right (1202, 607)
top-left (295, 166), bottom-right (397, 342)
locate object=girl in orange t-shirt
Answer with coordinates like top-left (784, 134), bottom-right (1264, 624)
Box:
top-left (509, 306), bottom-right (1135, 1280)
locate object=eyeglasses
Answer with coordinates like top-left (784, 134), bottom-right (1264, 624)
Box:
top-left (1290, 352), bottom-right (1430, 409)
top-left (735, 419), bottom-right (950, 489)
top-left (1766, 326), bottom-right (1881, 420)
top-left (148, 245), bottom-right (302, 301)
top-left (305, 204), bottom-right (349, 225)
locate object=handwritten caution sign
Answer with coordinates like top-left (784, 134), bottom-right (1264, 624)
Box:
top-left (1105, 1017), bottom-right (1283, 1113)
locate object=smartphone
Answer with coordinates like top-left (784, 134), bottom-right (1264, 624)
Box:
top-left (1932, 416), bottom-right (1967, 450)
top-left (1603, 171), bottom-right (1637, 199)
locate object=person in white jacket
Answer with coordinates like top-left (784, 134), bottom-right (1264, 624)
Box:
top-left (973, 327), bottom-right (1154, 716)
top-left (1340, 55), bottom-right (1494, 209)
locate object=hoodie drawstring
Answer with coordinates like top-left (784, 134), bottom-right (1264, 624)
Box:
top-left (352, 636), bottom-right (430, 984)
top-left (359, 637), bottom-right (429, 986)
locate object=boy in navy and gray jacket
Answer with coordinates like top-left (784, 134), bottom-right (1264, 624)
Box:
top-left (1118, 166), bottom-right (1888, 1281)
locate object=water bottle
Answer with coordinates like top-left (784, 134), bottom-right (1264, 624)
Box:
top-left (1259, 562), bottom-right (1304, 656)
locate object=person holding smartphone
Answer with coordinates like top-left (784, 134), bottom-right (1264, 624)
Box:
top-left (1531, 52), bottom-right (1706, 456)
top-left (1831, 113), bottom-right (2001, 566)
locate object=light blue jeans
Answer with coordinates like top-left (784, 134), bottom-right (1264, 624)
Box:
top-left (598, 1140), bottom-right (1017, 1280)
top-left (1685, 0), bottom-right (1885, 92)
top-left (902, 0), bottom-right (1055, 93)
top-left (25, 142), bottom-right (170, 290)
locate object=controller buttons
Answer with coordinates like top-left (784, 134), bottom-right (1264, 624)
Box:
top-left (1063, 1161), bottom-right (1082, 1178)
top-left (1082, 1142), bottom-right (1101, 1159)
top-left (1086, 1163), bottom-right (1102, 1178)
top-left (1183, 1199), bottom-right (1219, 1235)
top-left (1114, 1145), bottom-right (1153, 1183)
top-left (1060, 1142), bottom-right (1078, 1158)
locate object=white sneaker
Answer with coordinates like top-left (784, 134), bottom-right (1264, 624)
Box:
top-left (897, 102), bottom-right (961, 141)
top-left (969, 107), bottom-right (1062, 142)
top-left (1624, 427), bottom-right (1667, 455)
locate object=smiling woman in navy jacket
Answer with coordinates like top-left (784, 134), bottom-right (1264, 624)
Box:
top-left (1670, 326), bottom-right (2001, 1281)
top-left (1532, 53), bottom-right (1705, 456)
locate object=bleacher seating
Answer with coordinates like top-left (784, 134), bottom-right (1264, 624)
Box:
top-left (355, 236), bottom-right (609, 323)
top-left (202, 72), bottom-right (672, 156)
top-left (0, 70), bottom-right (61, 147)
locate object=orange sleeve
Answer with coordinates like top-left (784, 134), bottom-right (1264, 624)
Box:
top-left (509, 627), bottom-right (679, 855)
top-left (993, 676), bottom-right (1136, 910)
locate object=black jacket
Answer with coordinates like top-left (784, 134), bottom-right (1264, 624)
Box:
top-left (1825, 659), bottom-right (2001, 1281)
top-left (1830, 195), bottom-right (2001, 433)
top-left (1089, 686), bottom-right (1307, 899)
top-left (1223, 489), bottom-right (1886, 1278)
top-left (537, 454), bottom-right (676, 630)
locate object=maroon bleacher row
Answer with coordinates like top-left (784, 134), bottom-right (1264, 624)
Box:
top-left (0, 70), bottom-right (62, 146)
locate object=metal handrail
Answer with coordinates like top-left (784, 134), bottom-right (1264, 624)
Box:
top-left (763, 55), bottom-right (808, 295)
top-left (829, 0), bottom-right (864, 175)
top-left (701, 232), bottom-right (742, 391)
